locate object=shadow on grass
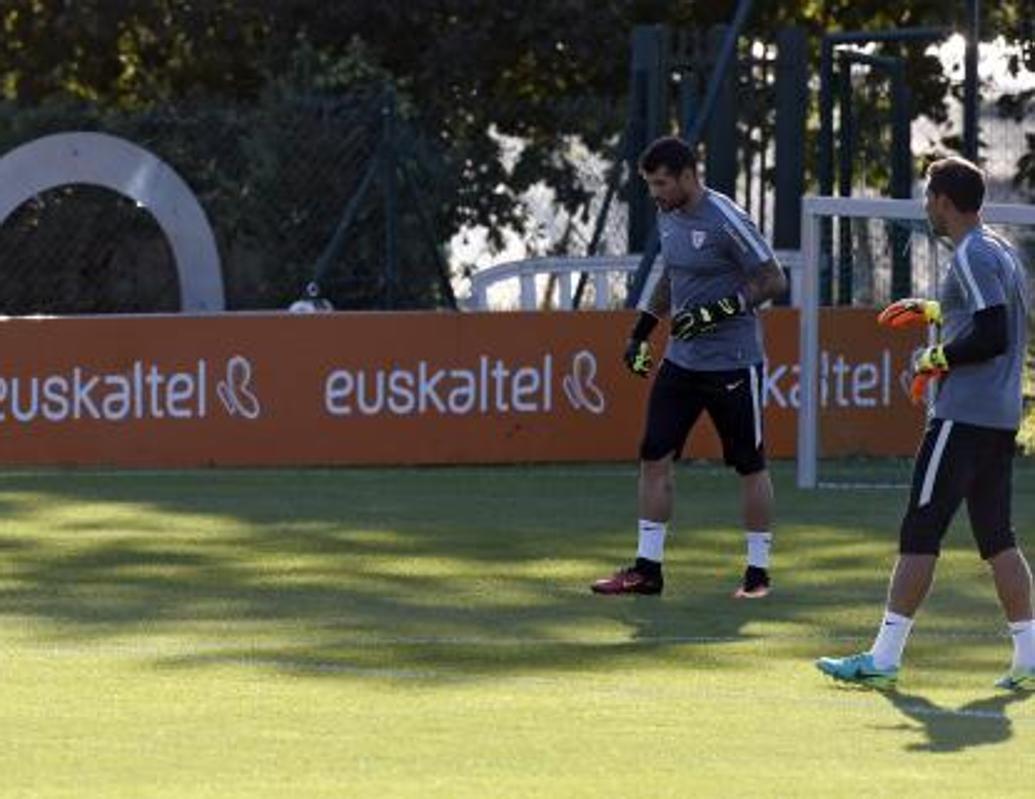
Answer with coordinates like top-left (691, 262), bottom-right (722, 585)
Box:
top-left (0, 462), bottom-right (1032, 681)
top-left (879, 688), bottom-right (1033, 752)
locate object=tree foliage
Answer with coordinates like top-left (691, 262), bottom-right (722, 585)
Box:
top-left (0, 1), bottom-right (1032, 311)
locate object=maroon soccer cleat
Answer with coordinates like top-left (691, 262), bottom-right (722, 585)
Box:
top-left (590, 566), bottom-right (663, 595)
top-left (733, 565), bottom-right (770, 599)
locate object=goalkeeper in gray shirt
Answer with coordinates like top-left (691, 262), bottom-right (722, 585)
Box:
top-left (591, 136), bottom-right (787, 599)
top-left (818, 156), bottom-right (1035, 690)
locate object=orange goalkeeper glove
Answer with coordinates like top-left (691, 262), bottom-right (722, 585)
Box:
top-left (878, 298), bottom-right (942, 328)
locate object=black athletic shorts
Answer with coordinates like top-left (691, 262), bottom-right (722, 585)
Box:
top-left (899, 418), bottom-right (1017, 559)
top-left (639, 359), bottom-right (766, 475)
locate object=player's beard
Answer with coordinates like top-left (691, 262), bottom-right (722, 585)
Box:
top-left (655, 190), bottom-right (689, 212)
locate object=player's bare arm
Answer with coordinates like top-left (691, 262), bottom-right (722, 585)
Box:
top-left (741, 259), bottom-right (787, 308)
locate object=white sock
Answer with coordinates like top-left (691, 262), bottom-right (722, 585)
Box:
top-left (1008, 619), bottom-right (1035, 670)
top-left (868, 610), bottom-right (914, 670)
top-left (637, 519), bottom-right (667, 563)
top-left (746, 531), bottom-right (772, 569)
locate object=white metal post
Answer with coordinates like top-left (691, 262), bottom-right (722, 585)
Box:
top-left (558, 271), bottom-right (572, 310)
top-left (797, 201), bottom-right (820, 488)
top-left (520, 270), bottom-right (536, 310)
top-left (594, 272), bottom-right (609, 309)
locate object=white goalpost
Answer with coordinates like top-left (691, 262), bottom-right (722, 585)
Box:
top-left (797, 195), bottom-right (1035, 489)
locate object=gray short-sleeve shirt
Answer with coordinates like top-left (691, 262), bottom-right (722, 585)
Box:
top-left (655, 189), bottom-right (775, 371)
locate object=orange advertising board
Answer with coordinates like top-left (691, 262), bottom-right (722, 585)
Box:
top-left (0, 309), bottom-right (924, 467)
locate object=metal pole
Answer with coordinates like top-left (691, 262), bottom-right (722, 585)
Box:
top-left (685, 0), bottom-right (756, 148)
top-left (890, 63), bottom-right (913, 298)
top-left (678, 66), bottom-right (699, 141)
top-left (383, 86), bottom-right (398, 308)
top-left (797, 199), bottom-right (820, 489)
top-left (819, 39), bottom-right (835, 200)
top-left (757, 49), bottom-right (771, 236)
top-left (311, 151), bottom-right (380, 289)
top-left (837, 54), bottom-right (854, 305)
top-left (399, 160), bottom-right (458, 310)
top-left (818, 39), bottom-right (835, 306)
top-left (773, 27), bottom-right (807, 255)
top-left (704, 25), bottom-right (738, 197)
top-left (826, 27), bottom-right (950, 46)
top-left (627, 26), bottom-right (668, 253)
top-left (963, 0), bottom-right (981, 160)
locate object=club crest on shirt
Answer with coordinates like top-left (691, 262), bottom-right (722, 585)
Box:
top-left (691, 230), bottom-right (707, 249)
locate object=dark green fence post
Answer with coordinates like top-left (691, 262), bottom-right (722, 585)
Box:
top-left (818, 39), bottom-right (836, 305)
top-left (837, 55), bottom-right (855, 305)
top-left (383, 86), bottom-right (398, 308)
top-left (890, 63), bottom-right (913, 298)
top-left (704, 25), bottom-right (737, 197)
top-left (773, 27), bottom-right (806, 252)
top-left (678, 69), bottom-right (700, 142)
top-left (964, 0), bottom-right (981, 160)
top-left (773, 27), bottom-right (807, 306)
top-left (627, 25), bottom-right (669, 254)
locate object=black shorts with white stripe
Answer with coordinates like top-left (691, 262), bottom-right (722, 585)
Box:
top-left (639, 359), bottom-right (766, 475)
top-left (899, 417), bottom-right (1017, 559)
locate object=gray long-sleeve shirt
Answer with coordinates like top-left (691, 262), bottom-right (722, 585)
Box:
top-left (934, 226), bottom-right (1030, 430)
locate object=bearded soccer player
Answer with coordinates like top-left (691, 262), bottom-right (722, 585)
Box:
top-left (591, 135), bottom-right (787, 599)
top-left (817, 156), bottom-right (1035, 690)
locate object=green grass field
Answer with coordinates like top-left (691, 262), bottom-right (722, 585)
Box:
top-left (2, 461), bottom-right (1034, 798)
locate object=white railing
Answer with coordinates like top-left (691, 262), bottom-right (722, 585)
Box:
top-left (463, 249), bottom-right (802, 311)
top-left (464, 254), bottom-right (643, 310)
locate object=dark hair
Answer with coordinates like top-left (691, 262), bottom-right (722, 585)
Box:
top-left (926, 157), bottom-right (985, 213)
top-left (638, 136), bottom-right (697, 176)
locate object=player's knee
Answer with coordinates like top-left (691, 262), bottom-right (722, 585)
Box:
top-left (977, 528), bottom-right (1017, 561)
top-left (728, 451), bottom-right (766, 476)
top-left (899, 520), bottom-right (944, 557)
top-left (639, 435), bottom-right (677, 462)
top-left (639, 455), bottom-right (674, 495)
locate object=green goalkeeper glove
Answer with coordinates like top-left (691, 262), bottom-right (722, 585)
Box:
top-left (913, 344), bottom-right (948, 374)
top-left (910, 344), bottom-right (948, 404)
top-left (623, 339), bottom-right (652, 378)
top-left (671, 293), bottom-right (746, 341)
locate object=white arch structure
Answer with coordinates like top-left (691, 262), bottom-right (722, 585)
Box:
top-left (0, 131), bottom-right (224, 311)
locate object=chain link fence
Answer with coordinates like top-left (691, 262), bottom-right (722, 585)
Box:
top-left (0, 84), bottom-right (460, 314)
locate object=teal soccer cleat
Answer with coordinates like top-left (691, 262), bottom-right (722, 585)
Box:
top-left (815, 652), bottom-right (899, 689)
top-left (994, 667), bottom-right (1035, 691)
